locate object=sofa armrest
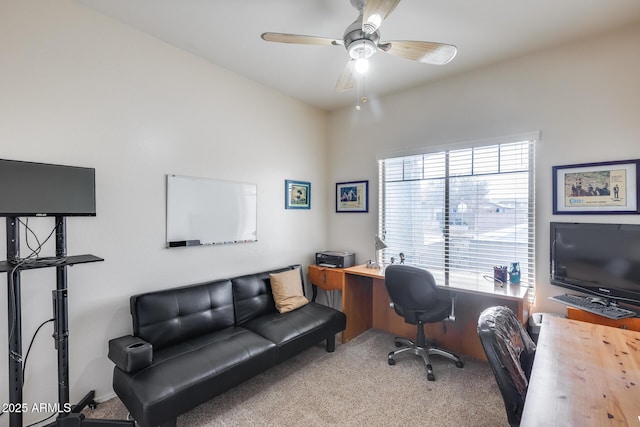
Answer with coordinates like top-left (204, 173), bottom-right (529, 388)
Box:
top-left (108, 335), bottom-right (152, 373)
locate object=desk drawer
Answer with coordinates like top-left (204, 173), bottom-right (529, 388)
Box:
top-left (309, 266), bottom-right (344, 291)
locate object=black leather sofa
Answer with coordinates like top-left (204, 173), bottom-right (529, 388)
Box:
top-left (108, 265), bottom-right (346, 427)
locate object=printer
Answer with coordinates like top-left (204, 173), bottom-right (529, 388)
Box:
top-left (315, 251), bottom-right (355, 268)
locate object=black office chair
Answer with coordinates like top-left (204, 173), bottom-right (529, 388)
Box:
top-left (384, 265), bottom-right (464, 381)
top-left (477, 306), bottom-right (537, 427)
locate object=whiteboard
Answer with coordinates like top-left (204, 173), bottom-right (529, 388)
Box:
top-left (166, 175), bottom-right (257, 247)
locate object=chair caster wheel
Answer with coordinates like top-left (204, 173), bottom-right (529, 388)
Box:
top-left (427, 373), bottom-right (435, 381)
top-left (388, 358), bottom-right (395, 365)
top-left (88, 401), bottom-right (97, 410)
top-left (455, 361), bottom-right (464, 368)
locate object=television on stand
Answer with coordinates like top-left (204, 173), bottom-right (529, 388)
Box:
top-left (550, 221), bottom-right (640, 310)
top-left (0, 159), bottom-right (133, 426)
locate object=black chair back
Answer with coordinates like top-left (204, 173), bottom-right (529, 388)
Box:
top-left (384, 265), bottom-right (441, 324)
top-left (477, 306), bottom-right (536, 427)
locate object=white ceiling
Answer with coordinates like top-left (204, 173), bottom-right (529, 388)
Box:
top-left (76, 0), bottom-right (640, 111)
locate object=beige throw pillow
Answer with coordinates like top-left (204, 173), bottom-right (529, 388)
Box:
top-left (270, 268), bottom-right (309, 313)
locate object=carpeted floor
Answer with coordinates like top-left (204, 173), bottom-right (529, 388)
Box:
top-left (85, 329), bottom-right (508, 426)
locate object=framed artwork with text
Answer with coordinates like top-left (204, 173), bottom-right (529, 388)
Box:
top-left (552, 159), bottom-right (640, 214)
top-left (336, 180), bottom-right (368, 213)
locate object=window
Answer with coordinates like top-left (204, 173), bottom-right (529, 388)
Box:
top-left (379, 139), bottom-right (535, 288)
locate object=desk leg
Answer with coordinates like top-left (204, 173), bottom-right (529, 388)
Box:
top-left (342, 274), bottom-right (373, 343)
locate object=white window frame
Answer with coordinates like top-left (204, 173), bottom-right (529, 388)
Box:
top-left (378, 134), bottom-right (537, 290)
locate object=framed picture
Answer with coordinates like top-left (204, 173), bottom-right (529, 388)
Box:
top-left (552, 159), bottom-right (640, 214)
top-left (336, 180), bottom-right (368, 213)
top-left (285, 180), bottom-right (311, 209)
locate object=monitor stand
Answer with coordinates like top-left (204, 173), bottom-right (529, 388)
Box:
top-left (45, 390), bottom-right (133, 426)
top-left (4, 217), bottom-right (133, 427)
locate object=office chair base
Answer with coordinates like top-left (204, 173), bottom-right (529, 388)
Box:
top-left (393, 337), bottom-right (415, 348)
top-left (388, 337), bottom-right (464, 381)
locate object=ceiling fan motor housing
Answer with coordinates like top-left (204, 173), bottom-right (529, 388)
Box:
top-left (349, 0), bottom-right (366, 11)
top-left (343, 18), bottom-right (380, 59)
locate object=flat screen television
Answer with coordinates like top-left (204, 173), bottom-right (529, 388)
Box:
top-left (0, 159), bottom-right (96, 217)
top-left (550, 222), bottom-right (640, 307)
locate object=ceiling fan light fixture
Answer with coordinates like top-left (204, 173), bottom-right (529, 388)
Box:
top-left (354, 57), bottom-right (370, 74)
top-left (348, 39), bottom-right (376, 60)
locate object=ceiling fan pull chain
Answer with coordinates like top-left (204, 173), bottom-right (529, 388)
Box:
top-left (355, 74), bottom-right (368, 111)
top-left (361, 73), bottom-right (368, 105)
top-left (355, 76), bottom-right (362, 110)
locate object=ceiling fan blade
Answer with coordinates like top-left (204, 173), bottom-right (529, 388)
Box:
top-left (336, 60), bottom-right (356, 92)
top-left (380, 40), bottom-right (457, 65)
top-left (362, 0), bottom-right (401, 34)
top-left (261, 32), bottom-right (342, 46)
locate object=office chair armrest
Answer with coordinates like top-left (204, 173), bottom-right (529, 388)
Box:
top-left (446, 295), bottom-right (456, 322)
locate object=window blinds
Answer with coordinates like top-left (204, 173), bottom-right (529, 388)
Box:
top-left (379, 140), bottom-right (535, 288)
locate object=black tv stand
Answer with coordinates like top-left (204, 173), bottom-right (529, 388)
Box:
top-left (4, 217), bottom-right (133, 427)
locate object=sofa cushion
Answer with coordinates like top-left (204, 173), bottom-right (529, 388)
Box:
top-left (131, 279), bottom-right (234, 350)
top-left (270, 268), bottom-right (309, 313)
top-left (113, 326), bottom-right (276, 427)
top-left (243, 302), bottom-right (347, 362)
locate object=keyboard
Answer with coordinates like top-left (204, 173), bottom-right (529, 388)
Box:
top-left (550, 294), bottom-right (638, 320)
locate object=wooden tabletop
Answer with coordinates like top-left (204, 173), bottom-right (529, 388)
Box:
top-left (521, 316), bottom-right (640, 426)
top-left (343, 264), bottom-right (530, 301)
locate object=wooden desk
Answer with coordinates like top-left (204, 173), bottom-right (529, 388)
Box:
top-left (521, 316), bottom-right (640, 426)
top-left (309, 264), bottom-right (530, 360)
top-left (566, 306), bottom-right (640, 332)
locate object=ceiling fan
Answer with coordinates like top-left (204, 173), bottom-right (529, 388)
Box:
top-left (261, 0), bottom-right (457, 93)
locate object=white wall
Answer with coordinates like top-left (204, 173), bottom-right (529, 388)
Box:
top-left (0, 0), bottom-right (328, 421)
top-left (327, 23), bottom-right (640, 315)
top-left (2, 0), bottom-right (639, 421)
